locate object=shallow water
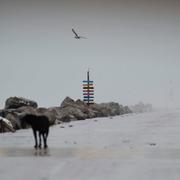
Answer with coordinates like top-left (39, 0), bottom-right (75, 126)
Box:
top-left (0, 147), bottom-right (77, 158)
top-left (1, 146), bottom-right (180, 160)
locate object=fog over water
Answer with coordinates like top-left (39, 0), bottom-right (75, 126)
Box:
top-left (0, 0), bottom-right (180, 108)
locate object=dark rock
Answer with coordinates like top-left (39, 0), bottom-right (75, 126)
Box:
top-left (61, 97), bottom-right (75, 108)
top-left (0, 117), bottom-right (15, 133)
top-left (99, 102), bottom-right (121, 116)
top-left (59, 113), bottom-right (74, 122)
top-left (89, 103), bottom-right (108, 117)
top-left (89, 103), bottom-right (119, 117)
top-left (59, 97), bottom-right (95, 122)
top-left (3, 110), bottom-right (22, 129)
top-left (5, 97), bottom-right (38, 109)
top-left (60, 106), bottom-right (86, 121)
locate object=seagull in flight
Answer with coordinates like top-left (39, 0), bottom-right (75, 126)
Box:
top-left (72, 28), bottom-right (87, 39)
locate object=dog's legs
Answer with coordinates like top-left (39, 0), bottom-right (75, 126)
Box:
top-left (43, 133), bottom-right (48, 149)
top-left (33, 129), bottom-right (38, 149)
top-left (38, 132), bottom-right (42, 149)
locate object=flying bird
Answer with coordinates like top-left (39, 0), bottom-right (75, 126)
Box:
top-left (72, 28), bottom-right (87, 39)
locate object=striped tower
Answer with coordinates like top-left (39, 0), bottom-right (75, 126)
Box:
top-left (83, 70), bottom-right (94, 105)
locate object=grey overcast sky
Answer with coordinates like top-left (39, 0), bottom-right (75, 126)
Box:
top-left (0, 0), bottom-right (180, 108)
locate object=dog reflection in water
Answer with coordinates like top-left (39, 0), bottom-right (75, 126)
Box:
top-left (34, 148), bottom-right (50, 156)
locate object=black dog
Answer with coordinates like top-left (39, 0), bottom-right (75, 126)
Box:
top-left (21, 114), bottom-right (50, 149)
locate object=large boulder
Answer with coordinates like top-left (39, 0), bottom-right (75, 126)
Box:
top-left (5, 97), bottom-right (38, 109)
top-left (58, 97), bottom-right (98, 122)
top-left (89, 102), bottom-right (121, 117)
top-left (61, 96), bottom-right (76, 108)
top-left (89, 103), bottom-right (110, 117)
top-left (99, 102), bottom-right (121, 116)
top-left (60, 97), bottom-right (89, 121)
top-left (58, 107), bottom-right (85, 121)
top-left (4, 111), bottom-right (21, 130)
